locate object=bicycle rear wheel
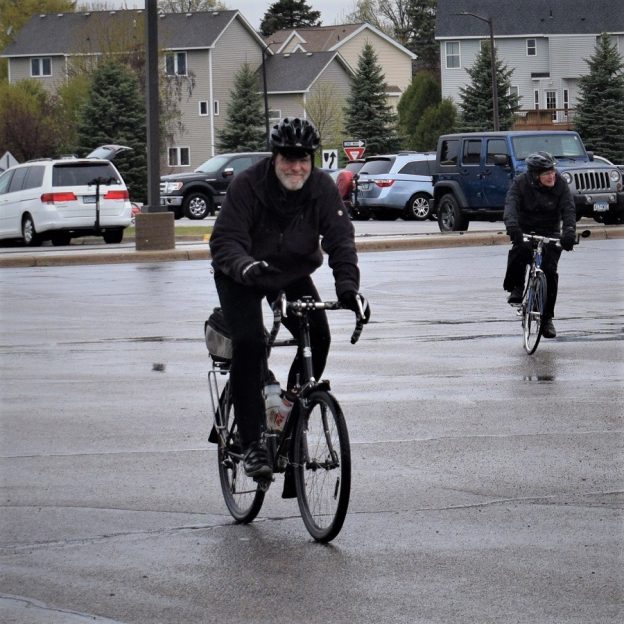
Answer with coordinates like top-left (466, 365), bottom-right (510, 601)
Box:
top-left (523, 273), bottom-right (547, 354)
top-left (216, 383), bottom-right (265, 523)
top-left (293, 390), bottom-right (351, 543)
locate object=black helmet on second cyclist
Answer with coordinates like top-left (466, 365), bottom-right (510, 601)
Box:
top-left (525, 151), bottom-right (557, 175)
top-left (270, 117), bottom-right (320, 159)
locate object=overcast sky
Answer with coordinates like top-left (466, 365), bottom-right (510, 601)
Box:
top-left (98, 1), bottom-right (357, 31)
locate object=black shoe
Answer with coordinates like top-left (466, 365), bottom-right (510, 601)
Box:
top-left (542, 318), bottom-right (557, 339)
top-left (243, 441), bottom-right (273, 479)
top-left (507, 285), bottom-right (523, 305)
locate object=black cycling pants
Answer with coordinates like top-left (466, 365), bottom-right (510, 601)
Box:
top-left (503, 242), bottom-right (562, 318)
top-left (214, 271), bottom-right (330, 449)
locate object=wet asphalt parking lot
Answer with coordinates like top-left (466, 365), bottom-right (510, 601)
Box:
top-left (1, 236), bottom-right (622, 623)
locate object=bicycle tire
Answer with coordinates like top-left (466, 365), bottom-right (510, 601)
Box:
top-left (523, 273), bottom-right (547, 354)
top-left (216, 383), bottom-right (265, 523)
top-left (293, 390), bottom-right (351, 543)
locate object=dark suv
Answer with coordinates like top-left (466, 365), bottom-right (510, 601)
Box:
top-left (160, 152), bottom-right (270, 219)
top-left (432, 131), bottom-right (624, 231)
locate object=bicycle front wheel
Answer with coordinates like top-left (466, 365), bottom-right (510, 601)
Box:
top-left (216, 383), bottom-right (265, 523)
top-left (523, 273), bottom-right (547, 354)
top-left (293, 390), bottom-right (351, 543)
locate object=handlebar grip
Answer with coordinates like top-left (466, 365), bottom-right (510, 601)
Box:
top-left (350, 319), bottom-right (364, 345)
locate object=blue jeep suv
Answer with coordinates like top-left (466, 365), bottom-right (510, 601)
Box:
top-left (432, 131), bottom-right (624, 231)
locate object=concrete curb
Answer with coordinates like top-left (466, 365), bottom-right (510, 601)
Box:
top-left (1, 225), bottom-right (622, 268)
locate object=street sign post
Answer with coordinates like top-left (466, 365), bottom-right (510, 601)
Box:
top-left (343, 139), bottom-right (366, 161)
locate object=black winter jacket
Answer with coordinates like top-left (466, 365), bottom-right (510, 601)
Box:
top-left (210, 157), bottom-right (360, 297)
top-left (503, 171), bottom-right (576, 237)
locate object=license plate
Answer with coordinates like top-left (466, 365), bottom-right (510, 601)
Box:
top-left (594, 201), bottom-right (609, 212)
top-left (83, 196), bottom-right (96, 204)
top-left (358, 183), bottom-right (370, 191)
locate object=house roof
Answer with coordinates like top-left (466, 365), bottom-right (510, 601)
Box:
top-left (436, 0), bottom-right (624, 38)
top-left (1, 9), bottom-right (263, 57)
top-left (265, 23), bottom-right (416, 59)
top-left (262, 51), bottom-right (353, 93)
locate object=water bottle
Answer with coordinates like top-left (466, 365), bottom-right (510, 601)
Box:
top-left (263, 382), bottom-right (282, 431)
top-left (276, 391), bottom-right (294, 430)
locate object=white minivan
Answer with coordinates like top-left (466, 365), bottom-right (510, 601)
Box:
top-left (0, 145), bottom-right (133, 246)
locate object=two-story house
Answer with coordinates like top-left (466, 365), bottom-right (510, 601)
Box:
top-left (436, 0), bottom-right (624, 127)
top-left (1, 9), bottom-right (266, 170)
top-left (265, 23), bottom-right (416, 111)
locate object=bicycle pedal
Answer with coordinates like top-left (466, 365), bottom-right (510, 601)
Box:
top-left (255, 477), bottom-right (272, 492)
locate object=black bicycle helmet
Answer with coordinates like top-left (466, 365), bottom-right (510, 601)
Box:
top-left (270, 117), bottom-right (320, 153)
top-left (525, 151), bottom-right (557, 174)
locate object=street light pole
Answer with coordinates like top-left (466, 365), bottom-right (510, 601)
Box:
top-left (261, 45), bottom-right (271, 150)
top-left (456, 12), bottom-right (500, 131)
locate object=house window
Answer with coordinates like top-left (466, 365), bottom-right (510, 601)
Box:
top-left (534, 90), bottom-right (540, 110)
top-left (445, 41), bottom-right (460, 69)
top-left (199, 101), bottom-right (209, 116)
top-left (563, 89), bottom-right (570, 120)
top-left (213, 100), bottom-right (220, 116)
top-left (509, 85), bottom-right (519, 103)
top-left (31, 58), bottom-right (51, 77)
top-left (268, 109), bottom-right (281, 121)
top-left (526, 39), bottom-right (536, 56)
top-left (168, 147), bottom-right (190, 167)
top-left (165, 52), bottom-right (187, 76)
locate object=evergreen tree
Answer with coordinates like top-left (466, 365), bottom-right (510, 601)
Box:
top-left (574, 33), bottom-right (624, 163)
top-left (218, 63), bottom-right (267, 152)
top-left (260, 0), bottom-right (321, 37)
top-left (458, 41), bottom-right (519, 132)
top-left (406, 0), bottom-right (438, 73)
top-left (344, 43), bottom-right (401, 156)
top-left (412, 98), bottom-right (458, 151)
top-left (397, 71), bottom-right (440, 149)
top-left (76, 61), bottom-right (147, 203)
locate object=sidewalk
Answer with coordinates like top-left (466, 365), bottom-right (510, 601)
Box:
top-left (1, 224), bottom-right (623, 268)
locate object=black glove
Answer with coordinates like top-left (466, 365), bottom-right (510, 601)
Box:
top-left (240, 260), bottom-right (281, 285)
top-left (507, 227), bottom-right (524, 246)
top-left (560, 230), bottom-right (576, 251)
top-left (339, 291), bottom-right (371, 324)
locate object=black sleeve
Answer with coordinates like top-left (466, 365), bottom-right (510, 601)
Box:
top-left (209, 173), bottom-right (257, 283)
top-left (317, 174), bottom-right (360, 297)
top-left (503, 175), bottom-right (524, 230)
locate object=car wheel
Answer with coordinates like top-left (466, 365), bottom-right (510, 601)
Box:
top-left (103, 228), bottom-right (124, 244)
top-left (22, 215), bottom-right (42, 247)
top-left (183, 192), bottom-right (212, 220)
top-left (51, 231), bottom-right (71, 246)
top-left (403, 193), bottom-right (432, 221)
top-left (437, 193), bottom-right (469, 232)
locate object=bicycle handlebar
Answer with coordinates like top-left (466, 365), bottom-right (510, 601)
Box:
top-left (522, 229), bottom-right (591, 247)
top-left (271, 292), bottom-right (366, 345)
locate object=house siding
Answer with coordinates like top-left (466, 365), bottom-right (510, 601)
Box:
top-left (339, 32), bottom-right (412, 93)
top-left (165, 17), bottom-right (264, 170)
top-left (9, 56), bottom-right (67, 93)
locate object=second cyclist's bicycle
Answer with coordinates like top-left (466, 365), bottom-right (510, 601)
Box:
top-left (514, 230), bottom-right (590, 354)
top-left (206, 293), bottom-right (367, 543)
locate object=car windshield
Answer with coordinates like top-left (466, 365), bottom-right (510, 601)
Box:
top-left (195, 156), bottom-right (230, 175)
top-left (52, 162), bottom-right (121, 186)
top-left (512, 134), bottom-right (587, 160)
top-left (359, 158), bottom-right (394, 175)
